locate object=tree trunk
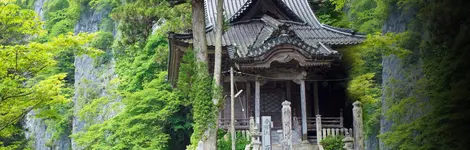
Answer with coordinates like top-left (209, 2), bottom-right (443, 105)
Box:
top-left (213, 0), bottom-right (223, 88)
top-left (192, 0), bottom-right (208, 65)
top-left (213, 0), bottom-right (225, 149)
top-left (191, 0), bottom-right (216, 149)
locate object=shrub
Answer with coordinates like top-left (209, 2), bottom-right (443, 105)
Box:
top-left (320, 135), bottom-right (344, 150)
top-left (217, 129), bottom-right (250, 150)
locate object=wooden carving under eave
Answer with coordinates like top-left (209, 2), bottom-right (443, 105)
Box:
top-left (238, 47), bottom-right (335, 69)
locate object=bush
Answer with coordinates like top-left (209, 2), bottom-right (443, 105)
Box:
top-left (217, 129), bottom-right (250, 150)
top-left (320, 135), bottom-right (344, 150)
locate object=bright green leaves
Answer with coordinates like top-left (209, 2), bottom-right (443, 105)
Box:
top-left (348, 73), bottom-right (379, 104)
top-left (0, 3), bottom-right (100, 148)
top-left (0, 2), bottom-right (44, 45)
top-left (111, 0), bottom-right (191, 45)
top-left (43, 0), bottom-right (82, 37)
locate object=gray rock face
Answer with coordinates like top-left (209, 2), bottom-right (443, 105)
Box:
top-left (25, 1), bottom-right (119, 150)
top-left (377, 4), bottom-right (421, 150)
top-left (71, 7), bottom-right (120, 150)
top-left (33, 0), bottom-right (47, 20)
top-left (24, 111), bottom-right (71, 150)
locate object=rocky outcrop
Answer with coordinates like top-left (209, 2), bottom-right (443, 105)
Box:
top-left (377, 4), bottom-right (420, 150)
top-left (71, 6), bottom-right (120, 150)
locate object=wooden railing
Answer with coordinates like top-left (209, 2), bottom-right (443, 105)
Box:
top-left (305, 116), bottom-right (343, 131)
top-left (218, 118), bottom-right (250, 130)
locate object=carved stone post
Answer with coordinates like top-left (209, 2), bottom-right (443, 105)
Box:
top-left (281, 101), bottom-right (293, 150)
top-left (316, 115), bottom-right (322, 145)
top-left (262, 116), bottom-right (272, 150)
top-left (352, 101), bottom-right (364, 150)
top-left (249, 117), bottom-right (261, 150)
top-left (343, 134), bottom-right (354, 150)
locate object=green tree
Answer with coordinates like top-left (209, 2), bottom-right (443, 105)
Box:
top-left (72, 72), bottom-right (187, 150)
top-left (0, 2), bottom-right (99, 148)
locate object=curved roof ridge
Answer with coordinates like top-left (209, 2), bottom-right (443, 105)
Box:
top-left (281, 0), bottom-right (322, 27)
top-left (321, 24), bottom-right (367, 38)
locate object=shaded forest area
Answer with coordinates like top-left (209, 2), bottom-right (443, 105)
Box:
top-left (1, 0), bottom-right (469, 149)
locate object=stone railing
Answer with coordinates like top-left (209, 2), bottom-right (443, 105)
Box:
top-left (319, 128), bottom-right (353, 141)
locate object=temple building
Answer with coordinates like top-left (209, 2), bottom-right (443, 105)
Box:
top-left (167, 0), bottom-right (365, 148)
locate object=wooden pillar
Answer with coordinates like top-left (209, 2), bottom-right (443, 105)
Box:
top-left (286, 81), bottom-right (291, 102)
top-left (255, 79), bottom-right (261, 126)
top-left (246, 82), bottom-right (251, 119)
top-left (300, 80), bottom-right (307, 141)
top-left (313, 81), bottom-right (320, 115)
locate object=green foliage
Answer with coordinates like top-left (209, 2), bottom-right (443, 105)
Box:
top-left (309, 0), bottom-right (349, 27)
top-left (188, 64), bottom-right (217, 149)
top-left (91, 31), bottom-right (114, 66)
top-left (0, 3), bottom-right (99, 148)
top-left (0, 2), bottom-right (45, 45)
top-left (43, 0), bottom-right (82, 37)
top-left (216, 129), bottom-right (250, 150)
top-left (378, 1), bottom-right (470, 149)
top-left (342, 32), bottom-right (411, 147)
top-left (111, 0), bottom-right (191, 45)
top-left (73, 72), bottom-right (186, 150)
top-left (177, 51), bottom-right (217, 149)
top-left (320, 136), bottom-right (344, 150)
top-left (328, 0), bottom-right (391, 33)
top-left (115, 33), bottom-right (169, 92)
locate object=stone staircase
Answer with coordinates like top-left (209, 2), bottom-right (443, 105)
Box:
top-left (270, 129), bottom-right (319, 150)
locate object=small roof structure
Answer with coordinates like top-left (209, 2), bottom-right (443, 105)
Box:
top-left (167, 0), bottom-right (364, 85)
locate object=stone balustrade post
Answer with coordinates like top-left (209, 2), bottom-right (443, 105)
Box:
top-left (262, 116), bottom-right (272, 150)
top-left (249, 117), bottom-right (261, 150)
top-left (343, 134), bottom-right (354, 150)
top-left (316, 114), bottom-right (322, 145)
top-left (352, 101), bottom-right (364, 150)
top-left (281, 101), bottom-right (293, 150)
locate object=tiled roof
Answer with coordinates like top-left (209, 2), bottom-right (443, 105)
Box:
top-left (204, 0), bottom-right (322, 27)
top-left (174, 0), bottom-right (365, 59)
top-left (174, 17), bottom-right (364, 58)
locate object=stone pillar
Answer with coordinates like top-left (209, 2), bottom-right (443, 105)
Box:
top-left (316, 115), bottom-right (322, 145)
top-left (249, 117), bottom-right (261, 150)
top-left (255, 79), bottom-right (261, 126)
top-left (299, 80), bottom-right (307, 141)
top-left (262, 116), bottom-right (272, 150)
top-left (281, 101), bottom-right (293, 150)
top-left (343, 134), bottom-right (354, 150)
top-left (352, 101), bottom-right (364, 150)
